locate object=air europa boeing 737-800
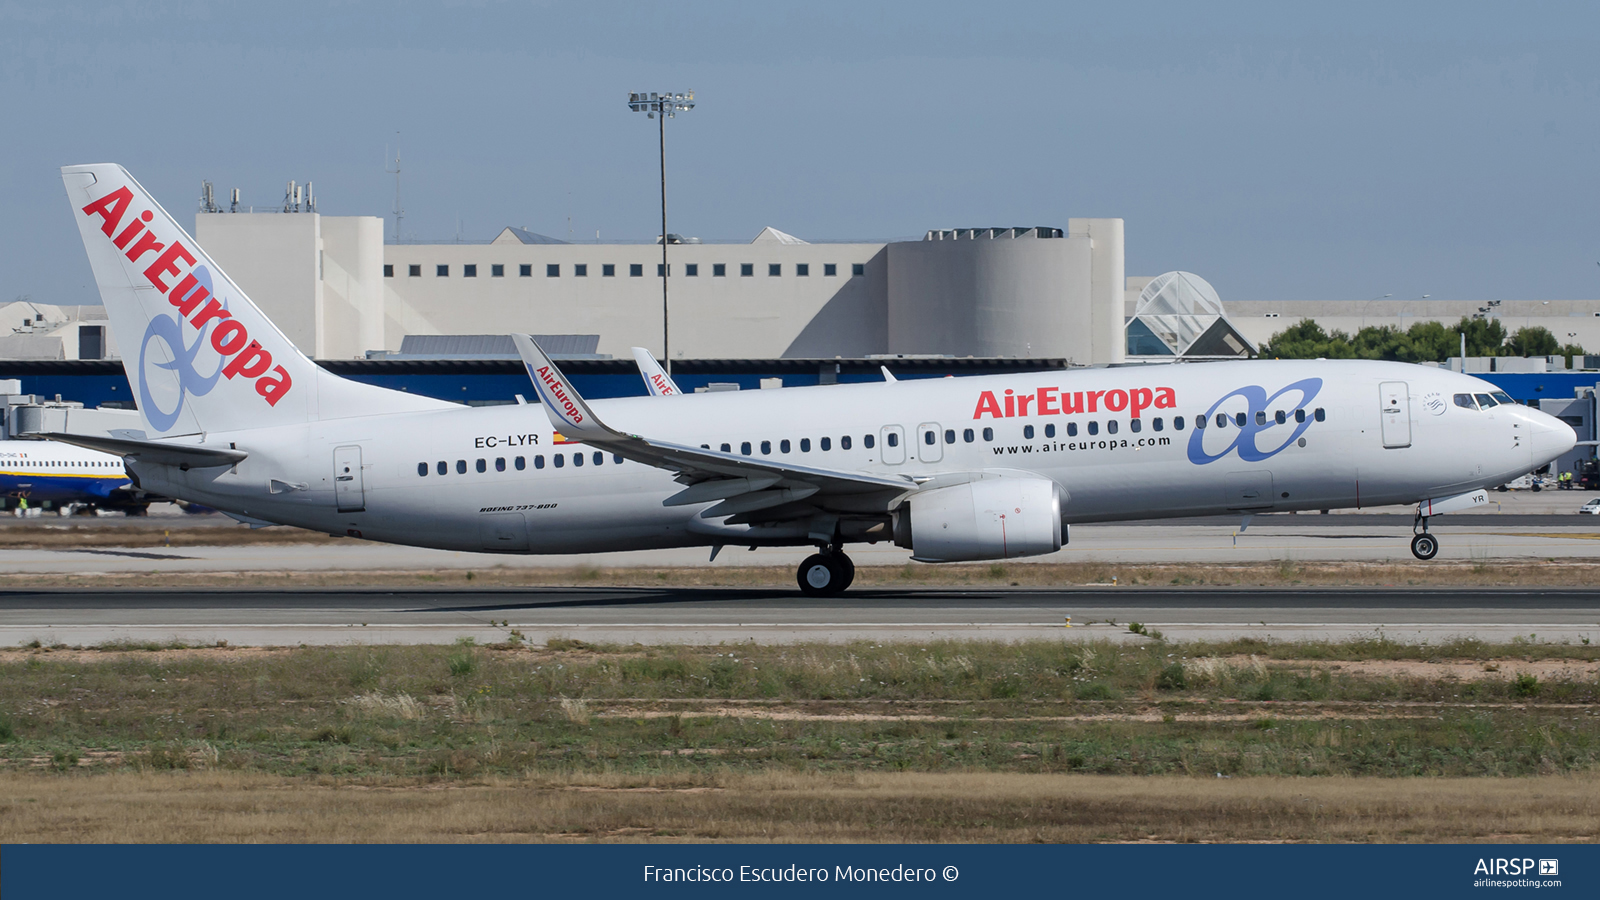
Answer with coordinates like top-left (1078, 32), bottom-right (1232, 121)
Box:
top-left (49, 164), bottom-right (1575, 594)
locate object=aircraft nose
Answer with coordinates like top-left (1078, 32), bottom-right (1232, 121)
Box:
top-left (1528, 409), bottom-right (1577, 465)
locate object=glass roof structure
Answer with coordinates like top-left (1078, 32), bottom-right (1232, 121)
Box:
top-left (1126, 271), bottom-right (1254, 358)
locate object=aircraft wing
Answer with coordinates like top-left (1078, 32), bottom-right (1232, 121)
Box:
top-left (630, 347), bottom-right (683, 397)
top-left (32, 433), bottom-right (247, 469)
top-left (514, 335), bottom-right (913, 520)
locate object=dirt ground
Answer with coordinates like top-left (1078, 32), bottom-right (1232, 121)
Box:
top-left (0, 771), bottom-right (1592, 843)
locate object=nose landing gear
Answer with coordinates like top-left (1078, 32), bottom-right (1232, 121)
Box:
top-left (1411, 514), bottom-right (1439, 560)
top-left (797, 549), bottom-right (855, 596)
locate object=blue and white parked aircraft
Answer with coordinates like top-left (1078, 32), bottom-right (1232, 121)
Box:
top-left (49, 163), bottom-right (1576, 593)
top-left (0, 439), bottom-right (140, 513)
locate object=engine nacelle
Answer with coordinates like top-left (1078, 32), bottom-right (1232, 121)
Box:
top-left (894, 476), bottom-right (1063, 562)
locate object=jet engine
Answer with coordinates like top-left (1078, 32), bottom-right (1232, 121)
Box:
top-left (893, 476), bottom-right (1064, 562)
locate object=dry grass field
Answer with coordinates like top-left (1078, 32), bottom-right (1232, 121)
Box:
top-left (0, 637), bottom-right (1596, 842)
top-left (1, 771), bottom-right (1594, 843)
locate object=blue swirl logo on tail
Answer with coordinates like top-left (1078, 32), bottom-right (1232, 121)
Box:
top-left (1186, 377), bottom-right (1323, 465)
top-left (136, 265), bottom-right (225, 432)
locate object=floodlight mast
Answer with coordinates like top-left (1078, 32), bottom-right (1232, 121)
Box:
top-left (628, 90), bottom-right (695, 373)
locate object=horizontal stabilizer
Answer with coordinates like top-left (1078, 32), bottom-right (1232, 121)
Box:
top-left (36, 433), bottom-right (246, 469)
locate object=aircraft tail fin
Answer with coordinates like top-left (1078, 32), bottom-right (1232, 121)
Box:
top-left (631, 347), bottom-right (682, 396)
top-left (60, 164), bottom-right (447, 437)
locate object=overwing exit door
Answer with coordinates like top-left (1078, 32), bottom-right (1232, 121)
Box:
top-left (334, 445), bottom-right (365, 512)
top-left (1379, 382), bottom-right (1412, 448)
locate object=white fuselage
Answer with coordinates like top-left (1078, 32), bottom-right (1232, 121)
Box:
top-left (127, 359), bottom-right (1572, 555)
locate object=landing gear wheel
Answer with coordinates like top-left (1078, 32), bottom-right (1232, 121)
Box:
top-left (797, 553), bottom-right (846, 596)
top-left (833, 552), bottom-right (855, 591)
top-left (1410, 533), bottom-right (1439, 560)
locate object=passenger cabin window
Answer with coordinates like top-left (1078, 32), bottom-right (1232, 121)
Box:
top-left (1174, 416), bottom-right (1185, 430)
top-left (456, 460), bottom-right (466, 474)
top-left (1087, 421), bottom-right (1099, 436)
top-left (841, 436), bottom-right (852, 450)
top-left (886, 432), bottom-right (898, 447)
top-left (1044, 424), bottom-right (1055, 438)
top-left (1295, 409), bottom-right (1306, 423)
top-left (982, 428), bottom-right (994, 441)
top-left (780, 439), bottom-right (791, 453)
top-left (963, 428), bottom-right (974, 443)
top-left (495, 458), bottom-right (506, 472)
top-left (1022, 425), bottom-right (1034, 440)
top-left (1234, 412), bottom-right (1247, 427)
top-left (534, 455), bottom-right (545, 469)
top-left (1256, 411), bottom-right (1267, 425)
top-left (516, 457), bottom-right (526, 470)
top-left (821, 437), bottom-right (831, 451)
top-left (1152, 418), bottom-right (1163, 432)
top-left (741, 442), bottom-right (752, 455)
top-left (721, 443), bottom-right (731, 453)
top-left (573, 453), bottom-right (583, 467)
top-left (800, 438), bottom-right (811, 452)
top-left (437, 461), bottom-right (447, 475)
top-left (1067, 422), bottom-right (1078, 437)
top-left (417, 462), bottom-right (427, 476)
top-left (1275, 410), bottom-right (1287, 424)
top-left (1314, 408), bottom-right (1326, 421)
top-left (476, 459), bottom-right (486, 473)
top-left (760, 440), bottom-right (772, 455)
top-left (944, 429), bottom-right (956, 444)
top-left (926, 431), bottom-right (938, 445)
top-left (594, 451), bottom-right (604, 466)
top-left (863, 434), bottom-right (875, 449)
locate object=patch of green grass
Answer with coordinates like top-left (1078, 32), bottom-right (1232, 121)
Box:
top-left (0, 639), bottom-right (1595, 780)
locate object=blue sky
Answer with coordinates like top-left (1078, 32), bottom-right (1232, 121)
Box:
top-left (4, 1), bottom-right (1598, 307)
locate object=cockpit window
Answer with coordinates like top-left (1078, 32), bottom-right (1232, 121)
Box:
top-left (1453, 393), bottom-right (1478, 410)
top-left (1490, 391), bottom-right (1515, 405)
top-left (1474, 393), bottom-right (1498, 408)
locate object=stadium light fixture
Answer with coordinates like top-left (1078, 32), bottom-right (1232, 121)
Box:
top-left (628, 91), bottom-right (696, 372)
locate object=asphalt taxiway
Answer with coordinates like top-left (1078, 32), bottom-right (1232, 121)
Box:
top-left (1, 586), bottom-right (1595, 646)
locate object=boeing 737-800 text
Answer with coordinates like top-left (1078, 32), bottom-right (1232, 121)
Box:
top-left (50, 164), bottom-right (1576, 593)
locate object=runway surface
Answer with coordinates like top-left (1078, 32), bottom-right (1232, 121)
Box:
top-left (3, 586), bottom-right (1596, 646)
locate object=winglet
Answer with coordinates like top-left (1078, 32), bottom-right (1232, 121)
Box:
top-left (880, 366), bottom-right (898, 383)
top-left (631, 347), bottom-right (682, 397)
top-left (511, 334), bottom-right (614, 442)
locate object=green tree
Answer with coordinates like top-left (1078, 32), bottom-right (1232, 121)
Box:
top-left (1453, 316), bottom-right (1507, 357)
top-left (1258, 319), bottom-right (1357, 359)
top-left (1504, 326), bottom-right (1560, 358)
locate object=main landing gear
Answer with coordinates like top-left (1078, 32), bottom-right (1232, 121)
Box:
top-left (1411, 514), bottom-right (1439, 560)
top-left (797, 550), bottom-right (855, 596)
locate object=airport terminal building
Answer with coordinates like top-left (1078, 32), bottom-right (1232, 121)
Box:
top-left (191, 211), bottom-right (1135, 366)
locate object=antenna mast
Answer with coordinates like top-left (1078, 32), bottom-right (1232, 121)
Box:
top-left (385, 139), bottom-right (404, 242)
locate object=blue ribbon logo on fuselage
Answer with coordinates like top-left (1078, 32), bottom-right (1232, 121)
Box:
top-left (136, 265), bottom-right (225, 433)
top-left (1186, 377), bottom-right (1323, 465)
